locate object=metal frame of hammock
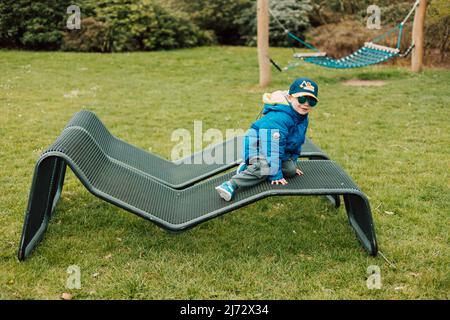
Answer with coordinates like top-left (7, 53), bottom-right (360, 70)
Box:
top-left (269, 0), bottom-right (420, 70)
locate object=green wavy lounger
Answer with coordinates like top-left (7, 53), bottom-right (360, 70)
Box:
top-left (63, 110), bottom-right (330, 188)
top-left (18, 112), bottom-right (377, 260)
top-left (63, 110), bottom-right (339, 207)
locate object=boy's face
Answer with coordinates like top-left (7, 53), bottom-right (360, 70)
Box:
top-left (289, 95), bottom-right (315, 115)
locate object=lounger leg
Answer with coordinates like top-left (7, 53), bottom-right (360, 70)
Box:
top-left (18, 157), bottom-right (65, 261)
top-left (325, 195), bottom-right (341, 208)
top-left (50, 158), bottom-right (66, 214)
top-left (343, 194), bottom-right (378, 256)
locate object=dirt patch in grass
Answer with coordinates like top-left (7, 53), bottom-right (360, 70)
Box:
top-left (342, 79), bottom-right (387, 87)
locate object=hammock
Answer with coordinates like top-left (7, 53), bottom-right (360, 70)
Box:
top-left (269, 0), bottom-right (420, 70)
top-left (300, 42), bottom-right (400, 69)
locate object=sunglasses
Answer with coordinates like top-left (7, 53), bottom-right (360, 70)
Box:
top-left (297, 96), bottom-right (318, 107)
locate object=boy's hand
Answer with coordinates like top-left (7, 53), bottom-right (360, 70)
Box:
top-left (271, 178), bottom-right (288, 185)
top-left (296, 168), bottom-right (304, 176)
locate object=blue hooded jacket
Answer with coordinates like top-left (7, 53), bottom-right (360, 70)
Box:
top-left (243, 91), bottom-right (309, 181)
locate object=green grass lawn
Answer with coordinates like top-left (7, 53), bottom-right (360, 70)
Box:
top-left (0, 47), bottom-right (449, 299)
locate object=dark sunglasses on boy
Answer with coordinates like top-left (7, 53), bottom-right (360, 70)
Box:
top-left (297, 95), bottom-right (318, 107)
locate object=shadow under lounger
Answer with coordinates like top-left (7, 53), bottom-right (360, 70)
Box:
top-left (18, 127), bottom-right (378, 261)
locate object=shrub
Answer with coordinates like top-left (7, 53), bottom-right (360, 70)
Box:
top-left (62, 0), bottom-right (211, 52)
top-left (0, 0), bottom-right (72, 49)
top-left (425, 0), bottom-right (450, 62)
top-left (171, 0), bottom-right (254, 45)
top-left (62, 18), bottom-right (109, 52)
top-left (268, 0), bottom-right (314, 47)
top-left (1, 0), bottom-right (211, 51)
top-left (237, 0), bottom-right (314, 47)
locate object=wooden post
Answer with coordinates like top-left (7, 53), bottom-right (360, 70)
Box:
top-left (257, 0), bottom-right (271, 87)
top-left (411, 0), bottom-right (427, 72)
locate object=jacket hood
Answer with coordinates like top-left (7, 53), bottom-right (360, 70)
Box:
top-left (262, 90), bottom-right (290, 106)
top-left (261, 90), bottom-right (306, 121)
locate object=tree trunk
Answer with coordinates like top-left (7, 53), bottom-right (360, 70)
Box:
top-left (257, 0), bottom-right (271, 87)
top-left (412, 0), bottom-right (428, 72)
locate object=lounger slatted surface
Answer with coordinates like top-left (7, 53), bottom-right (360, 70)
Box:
top-left (64, 110), bottom-right (329, 189)
top-left (18, 123), bottom-right (377, 260)
top-left (64, 110), bottom-right (339, 208)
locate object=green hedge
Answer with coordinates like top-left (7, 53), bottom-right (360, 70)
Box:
top-left (1, 0), bottom-right (212, 51)
top-left (171, 0), bottom-right (254, 45)
top-left (0, 0), bottom-right (327, 51)
top-left (2, 0), bottom-right (447, 56)
top-left (62, 0), bottom-right (212, 52)
top-left (0, 0), bottom-right (72, 49)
